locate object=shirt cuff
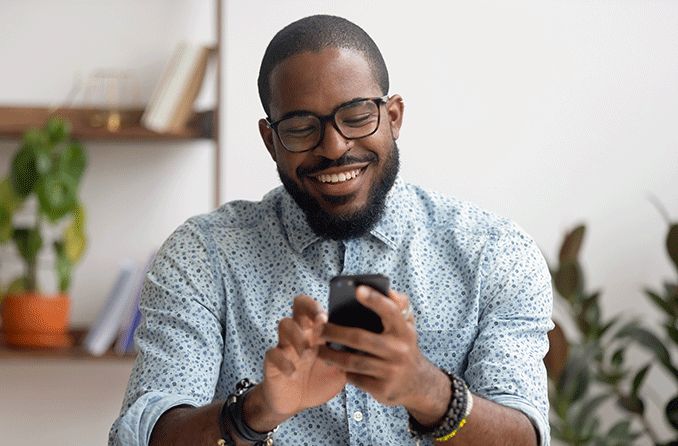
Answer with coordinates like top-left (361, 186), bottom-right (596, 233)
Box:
top-left (112, 392), bottom-right (201, 446)
top-left (485, 394), bottom-right (550, 446)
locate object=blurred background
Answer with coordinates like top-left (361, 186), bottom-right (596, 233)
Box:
top-left (0, 1), bottom-right (676, 444)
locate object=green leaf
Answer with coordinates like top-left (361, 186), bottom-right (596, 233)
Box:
top-left (45, 117), bottom-right (70, 145)
top-left (631, 363), bottom-right (651, 398)
top-left (559, 225), bottom-right (586, 263)
top-left (646, 289), bottom-right (676, 318)
top-left (0, 205), bottom-right (12, 242)
top-left (573, 393), bottom-right (609, 429)
top-left (607, 420), bottom-right (634, 439)
top-left (616, 325), bottom-right (668, 362)
top-left (611, 347), bottom-right (625, 368)
top-left (596, 368), bottom-right (626, 386)
top-left (0, 177), bottom-right (22, 213)
top-left (557, 348), bottom-right (591, 404)
top-left (554, 262), bottom-right (582, 300)
top-left (10, 145), bottom-right (39, 197)
top-left (599, 316), bottom-right (620, 338)
top-left (617, 326), bottom-right (674, 375)
top-left (582, 298), bottom-right (601, 337)
top-left (63, 209), bottom-right (87, 263)
top-left (5, 276), bottom-right (27, 295)
top-left (579, 415), bottom-right (601, 443)
top-left (54, 241), bottom-right (72, 293)
top-left (666, 323), bottom-right (678, 344)
top-left (12, 228), bottom-right (42, 264)
top-left (666, 396), bottom-right (678, 430)
top-left (36, 171), bottom-right (78, 222)
top-left (21, 127), bottom-right (47, 149)
top-left (668, 224), bottom-right (678, 272)
top-left (57, 141), bottom-right (87, 183)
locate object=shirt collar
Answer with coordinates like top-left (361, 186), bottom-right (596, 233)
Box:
top-left (368, 176), bottom-right (407, 250)
top-left (279, 176), bottom-right (409, 253)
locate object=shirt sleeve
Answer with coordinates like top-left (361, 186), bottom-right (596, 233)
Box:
top-left (109, 216), bottom-right (225, 446)
top-left (464, 223), bottom-right (554, 446)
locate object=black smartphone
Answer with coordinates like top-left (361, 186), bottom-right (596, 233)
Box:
top-left (327, 274), bottom-right (390, 352)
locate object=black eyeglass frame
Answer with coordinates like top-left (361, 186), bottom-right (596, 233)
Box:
top-left (265, 95), bottom-right (390, 153)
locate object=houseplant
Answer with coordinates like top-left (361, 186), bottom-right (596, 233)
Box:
top-left (549, 223), bottom-right (678, 445)
top-left (0, 117), bottom-right (87, 348)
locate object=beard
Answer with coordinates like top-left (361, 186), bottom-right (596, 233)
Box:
top-left (278, 141), bottom-right (400, 241)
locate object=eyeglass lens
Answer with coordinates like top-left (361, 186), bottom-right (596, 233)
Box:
top-left (276, 99), bottom-right (380, 152)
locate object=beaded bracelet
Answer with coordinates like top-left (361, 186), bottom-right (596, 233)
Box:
top-left (408, 369), bottom-right (473, 443)
top-left (434, 386), bottom-right (474, 442)
top-left (218, 378), bottom-right (277, 446)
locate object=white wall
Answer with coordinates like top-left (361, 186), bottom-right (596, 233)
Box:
top-left (223, 0), bottom-right (678, 321)
top-left (221, 1), bottom-right (678, 441)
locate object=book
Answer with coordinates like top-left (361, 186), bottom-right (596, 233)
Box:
top-left (82, 260), bottom-right (138, 356)
top-left (142, 46), bottom-right (183, 131)
top-left (142, 42), bottom-right (211, 133)
top-left (114, 251), bottom-right (156, 355)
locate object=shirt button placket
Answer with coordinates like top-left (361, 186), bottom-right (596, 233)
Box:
top-left (345, 386), bottom-right (370, 446)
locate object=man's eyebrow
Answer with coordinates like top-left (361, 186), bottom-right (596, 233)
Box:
top-left (275, 97), bottom-right (372, 121)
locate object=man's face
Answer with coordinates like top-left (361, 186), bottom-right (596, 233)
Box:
top-left (259, 47), bottom-right (404, 239)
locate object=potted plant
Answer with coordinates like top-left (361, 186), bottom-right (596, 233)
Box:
top-left (0, 117), bottom-right (87, 348)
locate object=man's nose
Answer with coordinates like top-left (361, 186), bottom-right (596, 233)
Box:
top-left (314, 121), bottom-right (350, 159)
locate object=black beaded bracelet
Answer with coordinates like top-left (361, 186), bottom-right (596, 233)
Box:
top-left (218, 378), bottom-right (277, 446)
top-left (408, 369), bottom-right (472, 441)
top-left (217, 400), bottom-right (236, 446)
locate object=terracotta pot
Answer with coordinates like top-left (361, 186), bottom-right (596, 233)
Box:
top-left (0, 293), bottom-right (73, 348)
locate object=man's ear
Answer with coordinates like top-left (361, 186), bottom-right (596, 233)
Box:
top-left (258, 118), bottom-right (277, 162)
top-left (386, 94), bottom-right (404, 140)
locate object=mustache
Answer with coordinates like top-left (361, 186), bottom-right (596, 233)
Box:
top-left (297, 153), bottom-right (378, 177)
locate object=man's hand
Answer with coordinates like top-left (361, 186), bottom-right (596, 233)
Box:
top-left (318, 286), bottom-right (449, 422)
top-left (245, 295), bottom-right (347, 432)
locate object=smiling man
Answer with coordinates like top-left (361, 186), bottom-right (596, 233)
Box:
top-left (110, 15), bottom-right (553, 446)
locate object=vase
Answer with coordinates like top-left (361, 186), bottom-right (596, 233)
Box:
top-left (0, 293), bottom-right (73, 348)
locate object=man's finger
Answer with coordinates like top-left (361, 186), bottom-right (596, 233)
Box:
top-left (278, 317), bottom-right (307, 356)
top-left (355, 285), bottom-right (404, 333)
top-left (321, 323), bottom-right (389, 359)
top-left (318, 345), bottom-right (387, 378)
top-left (292, 294), bottom-right (327, 329)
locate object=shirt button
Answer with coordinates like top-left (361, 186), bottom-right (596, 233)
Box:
top-left (352, 410), bottom-right (364, 422)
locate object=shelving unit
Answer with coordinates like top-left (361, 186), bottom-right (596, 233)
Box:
top-left (0, 1), bottom-right (223, 360)
top-left (0, 328), bottom-right (135, 361)
top-left (0, 0), bottom-right (222, 207)
top-left (0, 106), bottom-right (212, 141)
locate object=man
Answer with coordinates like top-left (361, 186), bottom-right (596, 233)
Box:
top-left (110, 15), bottom-right (552, 446)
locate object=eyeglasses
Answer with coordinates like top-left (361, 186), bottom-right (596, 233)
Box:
top-left (266, 96), bottom-right (389, 153)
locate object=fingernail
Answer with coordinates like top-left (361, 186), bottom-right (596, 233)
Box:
top-left (316, 312), bottom-right (328, 323)
top-left (356, 286), bottom-right (370, 298)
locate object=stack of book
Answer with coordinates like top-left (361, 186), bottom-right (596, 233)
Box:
top-left (83, 252), bottom-right (156, 356)
top-left (142, 42), bottom-right (212, 134)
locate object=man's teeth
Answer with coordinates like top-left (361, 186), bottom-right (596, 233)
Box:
top-left (317, 169), bottom-right (361, 184)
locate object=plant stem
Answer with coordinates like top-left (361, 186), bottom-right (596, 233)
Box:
top-left (610, 382), bottom-right (661, 445)
top-left (26, 209), bottom-right (42, 291)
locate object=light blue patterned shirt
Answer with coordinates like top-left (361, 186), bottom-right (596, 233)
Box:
top-left (110, 178), bottom-right (553, 446)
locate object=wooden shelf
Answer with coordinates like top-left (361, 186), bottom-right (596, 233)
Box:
top-left (0, 328), bottom-right (136, 361)
top-left (0, 106), bottom-right (213, 141)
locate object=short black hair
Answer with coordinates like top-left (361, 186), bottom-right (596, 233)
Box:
top-left (257, 15), bottom-right (390, 117)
